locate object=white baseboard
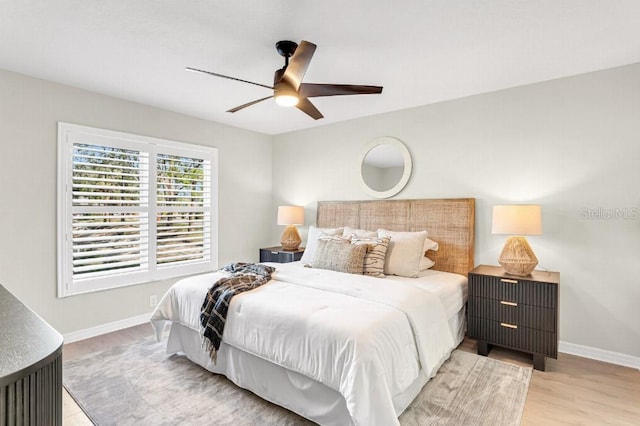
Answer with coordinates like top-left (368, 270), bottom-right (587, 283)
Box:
top-left (63, 313), bottom-right (151, 344)
top-left (559, 341), bottom-right (640, 370)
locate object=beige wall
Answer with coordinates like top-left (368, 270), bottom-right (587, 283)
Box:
top-left (0, 68), bottom-right (273, 334)
top-left (272, 63), bottom-right (640, 359)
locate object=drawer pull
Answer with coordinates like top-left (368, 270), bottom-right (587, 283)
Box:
top-left (271, 251), bottom-right (279, 255)
top-left (500, 322), bottom-right (518, 329)
top-left (500, 278), bottom-right (518, 284)
top-left (500, 300), bottom-right (518, 307)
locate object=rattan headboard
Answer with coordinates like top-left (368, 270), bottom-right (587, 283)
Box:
top-left (317, 198), bottom-right (475, 276)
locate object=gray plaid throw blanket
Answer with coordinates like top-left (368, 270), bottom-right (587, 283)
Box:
top-left (200, 262), bottom-right (276, 363)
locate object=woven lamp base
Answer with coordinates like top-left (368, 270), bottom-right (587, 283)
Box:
top-left (281, 225), bottom-right (302, 251)
top-left (498, 236), bottom-right (538, 276)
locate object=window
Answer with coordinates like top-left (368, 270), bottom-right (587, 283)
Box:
top-left (57, 123), bottom-right (217, 297)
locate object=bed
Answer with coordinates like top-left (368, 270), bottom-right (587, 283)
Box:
top-left (151, 198), bottom-right (475, 426)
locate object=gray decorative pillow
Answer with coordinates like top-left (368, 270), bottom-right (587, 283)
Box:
top-left (312, 239), bottom-right (367, 275)
top-left (351, 236), bottom-right (391, 277)
top-left (299, 226), bottom-right (344, 265)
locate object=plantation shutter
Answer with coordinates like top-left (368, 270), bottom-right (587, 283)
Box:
top-left (58, 123), bottom-right (217, 297)
top-left (71, 143), bottom-right (150, 279)
top-left (156, 153), bottom-right (211, 267)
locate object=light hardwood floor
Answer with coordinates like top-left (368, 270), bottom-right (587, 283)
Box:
top-left (63, 324), bottom-right (640, 425)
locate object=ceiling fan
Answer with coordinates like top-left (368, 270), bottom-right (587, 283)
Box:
top-left (186, 40), bottom-right (383, 120)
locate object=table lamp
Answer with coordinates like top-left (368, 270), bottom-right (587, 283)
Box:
top-left (277, 205), bottom-right (304, 251)
top-left (492, 205), bottom-right (542, 276)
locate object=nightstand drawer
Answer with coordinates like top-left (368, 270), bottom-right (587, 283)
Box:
top-left (468, 297), bottom-right (555, 332)
top-left (468, 318), bottom-right (557, 358)
top-left (259, 247), bottom-right (304, 263)
top-left (260, 249), bottom-right (279, 263)
top-left (469, 274), bottom-right (556, 308)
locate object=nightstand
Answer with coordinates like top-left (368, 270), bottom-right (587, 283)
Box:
top-left (467, 265), bottom-right (560, 371)
top-left (259, 246), bottom-right (304, 263)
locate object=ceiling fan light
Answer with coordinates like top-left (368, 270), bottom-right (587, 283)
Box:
top-left (275, 93), bottom-right (299, 107)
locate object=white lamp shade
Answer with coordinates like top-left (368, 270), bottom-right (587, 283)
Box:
top-left (277, 205), bottom-right (304, 225)
top-left (492, 205), bottom-right (542, 235)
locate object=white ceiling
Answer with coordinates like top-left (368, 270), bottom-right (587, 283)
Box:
top-left (1, 1), bottom-right (639, 135)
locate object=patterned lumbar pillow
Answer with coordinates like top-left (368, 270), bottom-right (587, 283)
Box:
top-left (311, 239), bottom-right (367, 275)
top-left (351, 236), bottom-right (391, 277)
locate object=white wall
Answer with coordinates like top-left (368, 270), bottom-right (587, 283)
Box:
top-left (2, 62), bottom-right (638, 360)
top-left (272, 63), bottom-right (640, 359)
top-left (0, 68), bottom-right (273, 335)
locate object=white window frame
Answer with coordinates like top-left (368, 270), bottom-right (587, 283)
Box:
top-left (57, 122), bottom-right (218, 297)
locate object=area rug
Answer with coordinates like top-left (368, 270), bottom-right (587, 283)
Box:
top-left (64, 337), bottom-right (531, 425)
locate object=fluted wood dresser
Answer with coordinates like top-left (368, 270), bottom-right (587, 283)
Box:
top-left (0, 284), bottom-right (63, 425)
top-left (467, 265), bottom-right (560, 371)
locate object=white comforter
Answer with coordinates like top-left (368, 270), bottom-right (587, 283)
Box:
top-left (151, 263), bottom-right (455, 426)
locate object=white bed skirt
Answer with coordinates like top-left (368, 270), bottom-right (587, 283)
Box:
top-left (164, 307), bottom-right (466, 426)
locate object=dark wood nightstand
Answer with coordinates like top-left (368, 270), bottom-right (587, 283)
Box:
top-left (259, 246), bottom-right (304, 263)
top-left (467, 265), bottom-right (560, 371)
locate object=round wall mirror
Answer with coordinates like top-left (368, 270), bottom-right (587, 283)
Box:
top-left (359, 137), bottom-right (412, 199)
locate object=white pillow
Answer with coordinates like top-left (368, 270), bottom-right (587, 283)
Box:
top-left (420, 237), bottom-right (438, 270)
top-left (416, 237), bottom-right (438, 270)
top-left (377, 229), bottom-right (428, 278)
top-left (343, 226), bottom-right (378, 238)
top-left (424, 237), bottom-right (439, 253)
top-left (419, 255), bottom-right (436, 271)
top-left (299, 226), bottom-right (344, 265)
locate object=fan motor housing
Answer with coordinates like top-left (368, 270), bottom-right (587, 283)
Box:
top-left (275, 40), bottom-right (298, 58)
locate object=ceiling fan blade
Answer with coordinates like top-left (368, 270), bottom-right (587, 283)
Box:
top-left (296, 98), bottom-right (324, 120)
top-left (299, 83), bottom-right (383, 98)
top-left (227, 96), bottom-right (273, 113)
top-left (282, 41), bottom-right (317, 90)
top-left (186, 67), bottom-right (273, 90)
